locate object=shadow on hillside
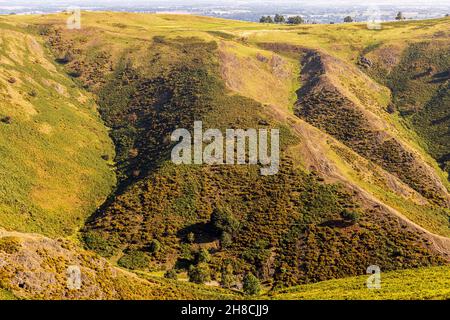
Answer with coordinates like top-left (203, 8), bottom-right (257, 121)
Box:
top-left (177, 222), bottom-right (218, 244)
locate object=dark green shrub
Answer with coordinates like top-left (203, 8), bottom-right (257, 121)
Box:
top-left (117, 250), bottom-right (150, 270)
top-left (211, 207), bottom-right (240, 235)
top-left (149, 239), bottom-right (161, 254)
top-left (340, 209), bottom-right (360, 223)
top-left (188, 263), bottom-right (211, 284)
top-left (82, 231), bottom-right (116, 258)
top-left (243, 273), bottom-right (261, 295)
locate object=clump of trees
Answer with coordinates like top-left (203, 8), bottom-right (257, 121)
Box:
top-left (260, 14), bottom-right (305, 25)
top-left (259, 16), bottom-right (273, 23)
top-left (287, 16), bottom-right (305, 24)
top-left (211, 207), bottom-right (240, 248)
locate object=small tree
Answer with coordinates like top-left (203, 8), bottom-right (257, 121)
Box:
top-left (188, 263), bottom-right (211, 284)
top-left (274, 14), bottom-right (286, 24)
top-left (287, 16), bottom-right (304, 25)
top-left (344, 16), bottom-right (353, 23)
top-left (243, 273), bottom-right (261, 295)
top-left (395, 11), bottom-right (404, 20)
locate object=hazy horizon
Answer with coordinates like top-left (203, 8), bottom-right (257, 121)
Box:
top-left (1, 0), bottom-right (449, 22)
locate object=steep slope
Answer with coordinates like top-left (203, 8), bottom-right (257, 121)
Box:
top-left (0, 23), bottom-right (115, 237)
top-left (362, 38), bottom-right (450, 179)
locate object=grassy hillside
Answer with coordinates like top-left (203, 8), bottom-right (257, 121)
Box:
top-left (271, 265), bottom-right (450, 300)
top-left (0, 23), bottom-right (115, 237)
top-left (0, 12), bottom-right (449, 299)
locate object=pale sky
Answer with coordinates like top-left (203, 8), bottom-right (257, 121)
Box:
top-left (2, 0), bottom-right (449, 5)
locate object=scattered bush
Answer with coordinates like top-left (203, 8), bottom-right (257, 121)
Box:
top-left (220, 264), bottom-right (234, 289)
top-left (220, 232), bottom-right (233, 248)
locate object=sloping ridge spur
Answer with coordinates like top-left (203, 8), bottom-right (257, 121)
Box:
top-left (295, 48), bottom-right (450, 208)
top-left (285, 47), bottom-right (450, 258)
